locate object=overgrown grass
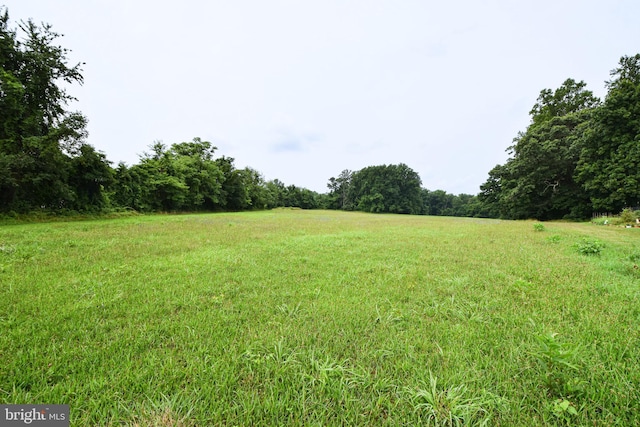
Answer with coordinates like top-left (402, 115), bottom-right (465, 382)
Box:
top-left (1, 210), bottom-right (639, 425)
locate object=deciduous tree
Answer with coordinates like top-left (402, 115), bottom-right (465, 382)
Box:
top-left (576, 54), bottom-right (640, 212)
top-left (348, 164), bottom-right (423, 214)
top-left (0, 7), bottom-right (111, 212)
top-left (479, 79), bottom-right (599, 219)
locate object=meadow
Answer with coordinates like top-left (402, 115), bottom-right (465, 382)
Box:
top-left (0, 209), bottom-right (639, 426)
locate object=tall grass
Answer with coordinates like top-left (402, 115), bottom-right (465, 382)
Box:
top-left (1, 210), bottom-right (638, 425)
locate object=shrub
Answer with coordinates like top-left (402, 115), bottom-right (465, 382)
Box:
top-left (620, 208), bottom-right (638, 225)
top-left (575, 238), bottom-right (604, 255)
top-left (533, 223), bottom-right (545, 232)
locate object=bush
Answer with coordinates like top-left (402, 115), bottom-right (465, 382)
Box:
top-left (620, 208), bottom-right (638, 225)
top-left (575, 238), bottom-right (604, 256)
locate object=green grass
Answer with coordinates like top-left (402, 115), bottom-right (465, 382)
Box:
top-left (1, 210), bottom-right (639, 426)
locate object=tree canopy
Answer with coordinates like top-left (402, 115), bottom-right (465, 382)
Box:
top-left (0, 7), bottom-right (110, 212)
top-left (575, 54), bottom-right (640, 212)
top-left (348, 164), bottom-right (424, 214)
top-left (479, 60), bottom-right (640, 220)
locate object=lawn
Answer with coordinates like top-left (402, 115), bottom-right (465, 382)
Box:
top-left (1, 209), bottom-right (639, 425)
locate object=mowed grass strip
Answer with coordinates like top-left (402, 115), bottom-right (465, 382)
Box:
top-left (0, 210), bottom-right (638, 425)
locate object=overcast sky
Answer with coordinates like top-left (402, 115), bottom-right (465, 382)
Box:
top-left (4, 1), bottom-right (640, 194)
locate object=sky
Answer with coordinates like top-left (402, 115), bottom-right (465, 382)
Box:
top-left (4, 1), bottom-right (640, 194)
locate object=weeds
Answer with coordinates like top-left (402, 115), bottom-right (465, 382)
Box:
top-left (531, 332), bottom-right (584, 399)
top-left (546, 234), bottom-right (561, 243)
top-left (548, 398), bottom-right (579, 425)
top-left (575, 238), bottom-right (604, 255)
top-left (407, 372), bottom-right (492, 426)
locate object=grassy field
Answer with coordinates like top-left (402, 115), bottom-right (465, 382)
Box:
top-left (1, 209), bottom-right (639, 426)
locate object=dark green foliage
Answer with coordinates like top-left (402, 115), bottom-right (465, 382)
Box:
top-left (422, 189), bottom-right (478, 216)
top-left (282, 185), bottom-right (322, 209)
top-left (67, 144), bottom-right (114, 211)
top-left (422, 189), bottom-right (449, 216)
top-left (0, 7), bottom-right (111, 213)
top-left (485, 111), bottom-right (594, 220)
top-left (479, 79), bottom-right (601, 220)
top-left (107, 140), bottom-right (324, 213)
top-left (241, 167), bottom-right (272, 210)
top-left (265, 179), bottom-right (287, 208)
top-left (108, 162), bottom-right (145, 211)
top-left (477, 165), bottom-right (504, 218)
top-left (326, 167), bottom-right (479, 217)
top-left (215, 156), bottom-right (249, 210)
top-left (480, 57), bottom-right (640, 220)
top-left (111, 139), bottom-right (222, 212)
top-left (575, 54), bottom-right (640, 212)
top-left (332, 163), bottom-right (424, 214)
top-left (529, 79), bottom-right (600, 127)
top-left (326, 169), bottom-right (353, 210)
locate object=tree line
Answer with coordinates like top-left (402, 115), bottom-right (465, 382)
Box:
top-left (108, 139), bottom-right (325, 212)
top-left (1, 7), bottom-right (639, 220)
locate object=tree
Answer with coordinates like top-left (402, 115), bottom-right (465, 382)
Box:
top-left (109, 162), bottom-right (143, 210)
top-left (424, 189), bottom-right (453, 216)
top-left (67, 144), bottom-right (114, 211)
top-left (170, 138), bottom-right (224, 210)
top-left (529, 78), bottom-right (600, 127)
top-left (327, 169), bottom-right (353, 210)
top-left (236, 167), bottom-right (270, 210)
top-left (478, 79), bottom-right (600, 219)
top-left (477, 164), bottom-right (506, 218)
top-left (348, 164), bottom-right (423, 214)
top-left (500, 111), bottom-right (594, 219)
top-left (115, 138), bottom-right (225, 212)
top-left (576, 54), bottom-right (640, 212)
top-left (448, 193), bottom-right (477, 217)
top-left (133, 142), bottom-right (188, 211)
top-left (216, 156), bottom-right (250, 210)
top-left (265, 179), bottom-right (286, 208)
top-left (0, 7), bottom-right (111, 212)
